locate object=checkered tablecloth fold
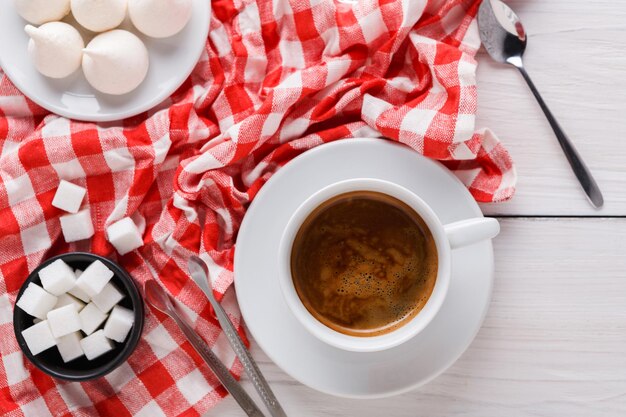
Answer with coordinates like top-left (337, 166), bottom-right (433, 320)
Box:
top-left (0, 0), bottom-right (515, 416)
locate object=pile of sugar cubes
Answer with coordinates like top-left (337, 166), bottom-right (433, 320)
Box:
top-left (53, 179), bottom-right (145, 255)
top-left (16, 258), bottom-right (135, 362)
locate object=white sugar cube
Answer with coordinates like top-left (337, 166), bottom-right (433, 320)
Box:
top-left (39, 259), bottom-right (76, 296)
top-left (60, 209), bottom-right (94, 242)
top-left (47, 304), bottom-right (81, 338)
top-left (52, 180), bottom-right (86, 214)
top-left (33, 318), bottom-right (42, 324)
top-left (80, 330), bottom-right (114, 360)
top-left (79, 302), bottom-right (108, 335)
top-left (91, 282), bottom-right (124, 313)
top-left (103, 305), bottom-right (134, 343)
top-left (16, 283), bottom-right (58, 320)
top-left (22, 320), bottom-right (56, 355)
top-left (56, 331), bottom-right (84, 363)
top-left (106, 217), bottom-right (143, 255)
top-left (68, 270), bottom-right (91, 302)
top-left (54, 293), bottom-right (85, 312)
top-left (75, 260), bottom-right (114, 297)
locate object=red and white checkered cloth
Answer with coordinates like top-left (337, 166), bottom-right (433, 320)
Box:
top-left (0, 0), bottom-right (515, 415)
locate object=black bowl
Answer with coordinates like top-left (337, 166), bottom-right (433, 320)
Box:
top-left (13, 252), bottom-right (144, 381)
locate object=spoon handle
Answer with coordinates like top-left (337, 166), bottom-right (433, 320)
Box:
top-left (515, 65), bottom-right (604, 208)
top-left (188, 257), bottom-right (287, 417)
top-left (209, 294), bottom-right (288, 417)
top-left (169, 304), bottom-right (266, 417)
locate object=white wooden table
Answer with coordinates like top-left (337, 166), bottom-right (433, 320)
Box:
top-left (207, 1), bottom-right (626, 415)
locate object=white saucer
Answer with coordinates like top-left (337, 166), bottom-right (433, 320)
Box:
top-left (0, 0), bottom-right (209, 122)
top-left (234, 139), bottom-right (494, 399)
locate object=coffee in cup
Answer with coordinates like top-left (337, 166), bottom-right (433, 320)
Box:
top-left (290, 191), bottom-right (437, 337)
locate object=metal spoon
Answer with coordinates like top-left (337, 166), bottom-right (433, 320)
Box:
top-left (144, 281), bottom-right (266, 417)
top-left (478, 0), bottom-right (603, 208)
top-left (188, 256), bottom-right (287, 417)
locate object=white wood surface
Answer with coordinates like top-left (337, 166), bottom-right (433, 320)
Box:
top-left (205, 2), bottom-right (626, 416)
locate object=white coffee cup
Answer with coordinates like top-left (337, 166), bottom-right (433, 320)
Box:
top-left (278, 178), bottom-right (500, 353)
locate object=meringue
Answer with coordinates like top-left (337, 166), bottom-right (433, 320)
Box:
top-left (71, 0), bottom-right (127, 32)
top-left (128, 0), bottom-right (192, 38)
top-left (25, 23), bottom-right (84, 79)
top-left (82, 30), bottom-right (149, 95)
top-left (14, 0), bottom-right (70, 25)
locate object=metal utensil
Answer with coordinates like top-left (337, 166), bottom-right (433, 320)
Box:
top-left (144, 281), bottom-right (266, 417)
top-left (188, 256), bottom-right (288, 417)
top-left (478, 0), bottom-right (603, 208)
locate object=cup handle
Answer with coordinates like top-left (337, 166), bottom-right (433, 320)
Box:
top-left (443, 218), bottom-right (500, 250)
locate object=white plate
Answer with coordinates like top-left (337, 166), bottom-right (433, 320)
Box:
top-left (0, 0), bottom-right (209, 122)
top-left (234, 139), bottom-right (495, 398)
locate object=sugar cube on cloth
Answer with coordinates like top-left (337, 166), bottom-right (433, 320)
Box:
top-left (91, 282), bottom-right (124, 312)
top-left (52, 180), bottom-right (86, 213)
top-left (56, 331), bottom-right (84, 363)
top-left (21, 320), bottom-right (56, 355)
top-left (75, 260), bottom-right (114, 297)
top-left (80, 330), bottom-right (113, 360)
top-left (60, 209), bottom-right (94, 242)
top-left (47, 304), bottom-right (82, 338)
top-left (106, 217), bottom-right (144, 255)
top-left (103, 305), bottom-right (134, 343)
top-left (39, 259), bottom-right (76, 295)
top-left (16, 283), bottom-right (58, 320)
top-left (78, 302), bottom-right (108, 335)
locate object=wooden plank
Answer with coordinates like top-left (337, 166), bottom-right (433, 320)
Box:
top-left (476, 0), bottom-right (626, 215)
top-left (204, 218), bottom-right (626, 416)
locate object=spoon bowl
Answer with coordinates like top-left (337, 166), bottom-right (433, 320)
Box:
top-left (144, 280), bottom-right (173, 315)
top-left (188, 256), bottom-right (215, 302)
top-left (479, 0), bottom-right (526, 65)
